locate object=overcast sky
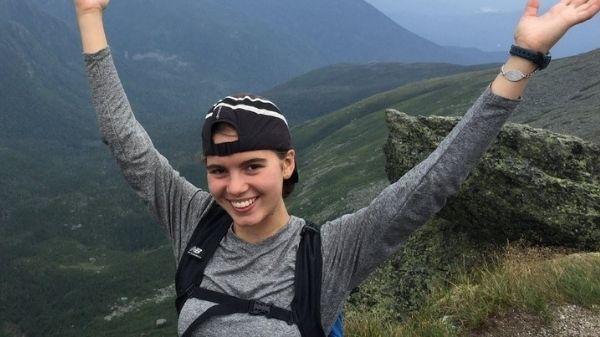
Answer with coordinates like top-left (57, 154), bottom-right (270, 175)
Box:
top-left (365, 0), bottom-right (550, 15)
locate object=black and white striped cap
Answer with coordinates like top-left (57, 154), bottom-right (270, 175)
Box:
top-left (202, 93), bottom-right (298, 182)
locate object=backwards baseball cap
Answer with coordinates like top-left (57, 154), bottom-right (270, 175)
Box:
top-left (202, 93), bottom-right (299, 183)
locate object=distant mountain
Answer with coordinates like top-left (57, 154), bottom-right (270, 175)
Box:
top-left (2, 0), bottom-right (507, 148)
top-left (262, 62), bottom-right (495, 125)
top-left (364, 0), bottom-right (600, 57)
top-left (0, 0), bottom-right (94, 148)
top-left (32, 0), bottom-right (504, 95)
top-left (363, 0), bottom-right (525, 16)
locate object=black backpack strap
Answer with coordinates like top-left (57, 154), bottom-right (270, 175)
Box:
top-left (292, 222), bottom-right (326, 337)
top-left (181, 287), bottom-right (296, 337)
top-left (175, 201), bottom-right (232, 314)
top-left (181, 304), bottom-right (240, 337)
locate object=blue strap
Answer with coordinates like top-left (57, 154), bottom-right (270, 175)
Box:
top-left (328, 313), bottom-right (344, 337)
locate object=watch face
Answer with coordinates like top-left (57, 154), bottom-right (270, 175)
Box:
top-left (505, 70), bottom-right (525, 82)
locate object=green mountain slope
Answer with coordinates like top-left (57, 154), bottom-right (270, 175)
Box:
top-left (511, 49), bottom-right (600, 142)
top-left (262, 62), bottom-right (495, 124)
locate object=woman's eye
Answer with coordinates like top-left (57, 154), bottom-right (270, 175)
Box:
top-left (246, 164), bottom-right (262, 172)
top-left (208, 168), bottom-right (225, 175)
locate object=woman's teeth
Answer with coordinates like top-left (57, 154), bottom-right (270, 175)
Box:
top-left (230, 197), bottom-right (257, 209)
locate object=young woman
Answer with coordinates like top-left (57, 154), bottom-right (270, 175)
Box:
top-left (74, 0), bottom-right (600, 336)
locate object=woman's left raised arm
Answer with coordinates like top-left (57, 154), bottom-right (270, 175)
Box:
top-left (317, 0), bottom-right (599, 330)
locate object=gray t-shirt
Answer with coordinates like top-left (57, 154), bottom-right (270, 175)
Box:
top-left (84, 47), bottom-right (519, 336)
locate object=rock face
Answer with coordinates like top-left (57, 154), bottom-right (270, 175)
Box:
top-left (384, 109), bottom-right (599, 249)
top-left (373, 109), bottom-right (600, 313)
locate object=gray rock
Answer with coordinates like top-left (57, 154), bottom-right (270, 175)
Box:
top-left (155, 318), bottom-right (167, 328)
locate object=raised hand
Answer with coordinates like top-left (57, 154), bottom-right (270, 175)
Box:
top-left (73, 0), bottom-right (110, 53)
top-left (74, 0), bottom-right (110, 15)
top-left (515, 0), bottom-right (600, 53)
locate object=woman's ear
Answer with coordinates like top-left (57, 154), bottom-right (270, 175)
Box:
top-left (282, 149), bottom-right (296, 179)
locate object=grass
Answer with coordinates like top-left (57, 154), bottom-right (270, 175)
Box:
top-left (346, 246), bottom-right (600, 337)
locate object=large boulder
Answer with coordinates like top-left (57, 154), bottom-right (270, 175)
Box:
top-left (384, 109), bottom-right (599, 250)
top-left (351, 109), bottom-right (600, 315)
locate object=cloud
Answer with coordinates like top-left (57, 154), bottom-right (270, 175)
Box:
top-left (478, 6), bottom-right (502, 13)
top-left (127, 50), bottom-right (189, 68)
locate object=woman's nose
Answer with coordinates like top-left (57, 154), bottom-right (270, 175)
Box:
top-left (226, 172), bottom-right (248, 196)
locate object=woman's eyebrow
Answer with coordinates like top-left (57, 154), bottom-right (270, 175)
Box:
top-left (241, 158), bottom-right (267, 166)
top-left (206, 158), bottom-right (267, 171)
top-left (206, 163), bottom-right (225, 171)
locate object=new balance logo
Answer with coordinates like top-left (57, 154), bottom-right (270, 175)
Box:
top-left (187, 246), bottom-right (204, 259)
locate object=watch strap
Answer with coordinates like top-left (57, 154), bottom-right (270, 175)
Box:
top-left (509, 44), bottom-right (551, 70)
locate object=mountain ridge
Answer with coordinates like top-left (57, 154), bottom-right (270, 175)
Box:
top-left (263, 61), bottom-right (497, 124)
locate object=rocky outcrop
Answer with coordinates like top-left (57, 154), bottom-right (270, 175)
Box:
top-left (155, 318), bottom-right (167, 328)
top-left (384, 109), bottom-right (599, 249)
top-left (366, 109), bottom-right (600, 314)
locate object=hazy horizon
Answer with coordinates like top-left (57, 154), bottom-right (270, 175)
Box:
top-left (365, 0), bottom-right (544, 15)
top-left (365, 0), bottom-right (600, 57)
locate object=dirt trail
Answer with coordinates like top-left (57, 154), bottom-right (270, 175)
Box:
top-left (471, 305), bottom-right (600, 337)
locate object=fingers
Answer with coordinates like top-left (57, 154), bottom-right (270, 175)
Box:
top-left (575, 1), bottom-right (600, 21)
top-left (524, 0), bottom-right (541, 16)
top-left (585, 0), bottom-right (600, 12)
top-left (569, 0), bottom-right (591, 7)
top-left (562, 0), bottom-right (598, 9)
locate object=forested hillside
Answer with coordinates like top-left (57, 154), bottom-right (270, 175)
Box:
top-left (262, 62), bottom-right (495, 124)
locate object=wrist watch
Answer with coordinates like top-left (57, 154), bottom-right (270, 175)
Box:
top-left (500, 44), bottom-right (552, 82)
top-left (509, 44), bottom-right (552, 70)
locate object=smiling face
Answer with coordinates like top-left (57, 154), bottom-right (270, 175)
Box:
top-left (205, 123), bottom-right (295, 238)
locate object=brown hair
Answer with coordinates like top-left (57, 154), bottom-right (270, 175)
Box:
top-left (274, 150), bottom-right (296, 199)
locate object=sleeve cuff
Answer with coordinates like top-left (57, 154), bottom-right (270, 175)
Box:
top-left (484, 84), bottom-right (522, 108)
top-left (83, 46), bottom-right (111, 62)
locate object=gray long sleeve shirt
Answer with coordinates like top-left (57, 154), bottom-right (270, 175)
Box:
top-left (84, 47), bottom-right (519, 336)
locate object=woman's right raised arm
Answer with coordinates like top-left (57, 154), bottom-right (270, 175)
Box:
top-left (74, 0), bottom-right (212, 252)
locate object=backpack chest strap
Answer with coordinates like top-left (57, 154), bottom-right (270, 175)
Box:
top-left (181, 287), bottom-right (296, 337)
